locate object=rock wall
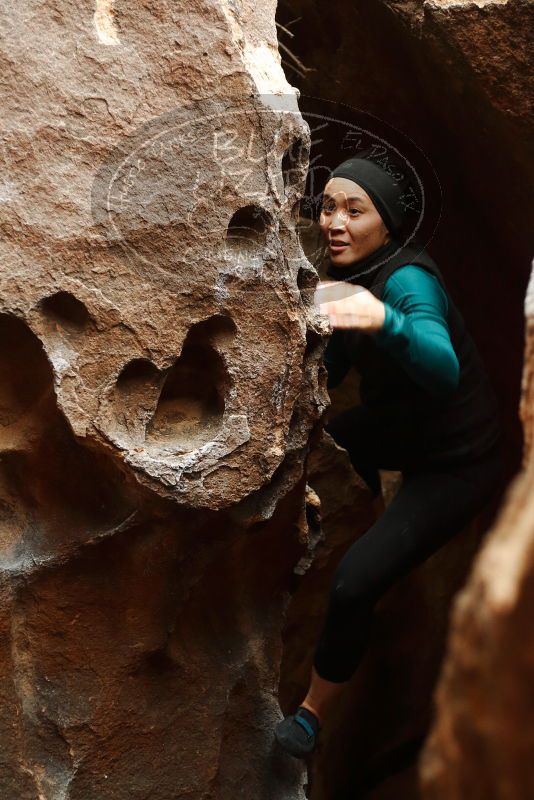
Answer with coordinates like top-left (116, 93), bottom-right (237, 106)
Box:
top-left (0, 2), bottom-right (329, 798)
top-left (418, 261), bottom-right (534, 799)
top-left (1, 0), bottom-right (532, 796)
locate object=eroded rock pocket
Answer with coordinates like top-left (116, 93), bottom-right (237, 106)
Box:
top-left (146, 316), bottom-right (235, 451)
top-left (225, 205), bottom-right (273, 259)
top-left (111, 316), bottom-right (235, 453)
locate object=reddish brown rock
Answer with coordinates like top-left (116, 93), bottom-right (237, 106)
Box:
top-left (0, 1), bottom-right (329, 798)
top-left (418, 262), bottom-right (534, 799)
top-left (520, 265), bottom-right (534, 463)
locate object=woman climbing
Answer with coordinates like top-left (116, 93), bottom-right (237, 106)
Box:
top-left (274, 152), bottom-right (504, 758)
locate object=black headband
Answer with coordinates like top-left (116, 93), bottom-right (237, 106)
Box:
top-left (327, 156), bottom-right (407, 236)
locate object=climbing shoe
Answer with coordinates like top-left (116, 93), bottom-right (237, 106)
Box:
top-left (274, 705), bottom-right (320, 758)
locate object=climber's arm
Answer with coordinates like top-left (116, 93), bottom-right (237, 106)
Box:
top-left (372, 265), bottom-right (460, 397)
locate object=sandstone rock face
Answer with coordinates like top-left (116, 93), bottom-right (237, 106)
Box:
top-left (520, 264), bottom-right (534, 464)
top-left (418, 261), bottom-right (534, 799)
top-left (0, 2), bottom-right (329, 798)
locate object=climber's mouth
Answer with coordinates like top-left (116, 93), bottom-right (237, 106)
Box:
top-left (329, 240), bottom-right (350, 251)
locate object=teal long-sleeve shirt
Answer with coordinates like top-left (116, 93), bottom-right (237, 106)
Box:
top-left (325, 264), bottom-right (460, 397)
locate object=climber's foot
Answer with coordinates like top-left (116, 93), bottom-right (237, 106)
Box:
top-left (274, 705), bottom-right (321, 758)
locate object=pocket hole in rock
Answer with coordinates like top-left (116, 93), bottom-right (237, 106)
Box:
top-left (225, 205), bottom-right (273, 257)
top-left (117, 358), bottom-right (161, 393)
top-left (145, 316), bottom-right (234, 450)
top-left (112, 358), bottom-right (164, 444)
top-left (39, 291), bottom-right (91, 332)
top-left (282, 137), bottom-right (308, 195)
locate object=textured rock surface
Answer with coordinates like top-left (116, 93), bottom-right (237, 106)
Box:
top-left (418, 261), bottom-right (534, 799)
top-left (1, 0), bottom-right (531, 796)
top-left (1, 0), bottom-right (327, 510)
top-left (0, 2), bottom-right (328, 798)
top-left (520, 263), bottom-right (534, 464)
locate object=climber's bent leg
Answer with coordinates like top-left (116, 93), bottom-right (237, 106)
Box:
top-left (312, 444), bottom-right (504, 683)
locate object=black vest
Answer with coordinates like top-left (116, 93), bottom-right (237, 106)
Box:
top-left (326, 243), bottom-right (502, 467)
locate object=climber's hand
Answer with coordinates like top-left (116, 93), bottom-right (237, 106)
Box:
top-left (314, 280), bottom-right (386, 332)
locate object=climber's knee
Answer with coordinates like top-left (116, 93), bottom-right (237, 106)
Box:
top-left (327, 570), bottom-right (374, 612)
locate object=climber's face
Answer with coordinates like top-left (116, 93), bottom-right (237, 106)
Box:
top-left (319, 177), bottom-right (391, 265)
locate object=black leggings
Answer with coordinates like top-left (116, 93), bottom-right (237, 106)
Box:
top-left (312, 404), bottom-right (504, 683)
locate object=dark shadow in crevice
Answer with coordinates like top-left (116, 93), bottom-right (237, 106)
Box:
top-left (282, 137), bottom-right (309, 196)
top-left (304, 328), bottom-right (324, 360)
top-left (0, 312), bottom-right (139, 566)
top-left (146, 316), bottom-right (235, 450)
top-left (297, 264), bottom-right (319, 306)
top-left (39, 291), bottom-right (92, 333)
top-left (0, 313), bottom-right (54, 426)
top-left (225, 205), bottom-right (274, 257)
